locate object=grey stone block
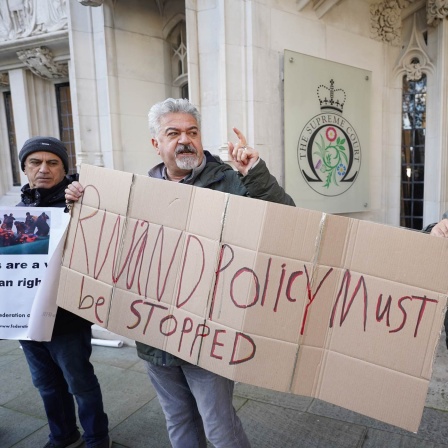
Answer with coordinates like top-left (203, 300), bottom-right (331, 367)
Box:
top-left (363, 428), bottom-right (448, 448)
top-left (234, 382), bottom-right (313, 411)
top-left (0, 354), bottom-right (36, 406)
top-left (0, 340), bottom-right (22, 355)
top-left (0, 407), bottom-right (47, 448)
top-left (91, 345), bottom-right (141, 370)
top-left (110, 399), bottom-right (171, 448)
top-left (98, 368), bottom-right (158, 428)
top-left (237, 400), bottom-right (367, 448)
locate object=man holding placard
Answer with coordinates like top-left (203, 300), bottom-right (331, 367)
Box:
top-left (18, 137), bottom-right (110, 448)
top-left (66, 98), bottom-right (294, 448)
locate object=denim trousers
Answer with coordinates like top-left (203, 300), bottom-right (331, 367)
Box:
top-left (145, 362), bottom-right (251, 448)
top-left (20, 327), bottom-right (109, 448)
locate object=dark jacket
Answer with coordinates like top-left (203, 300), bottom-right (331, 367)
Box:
top-left (18, 174), bottom-right (92, 337)
top-left (136, 152), bottom-right (295, 366)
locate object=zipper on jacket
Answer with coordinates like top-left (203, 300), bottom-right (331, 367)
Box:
top-left (162, 351), bottom-right (167, 366)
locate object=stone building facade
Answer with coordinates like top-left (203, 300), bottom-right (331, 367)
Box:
top-left (0, 0), bottom-right (447, 229)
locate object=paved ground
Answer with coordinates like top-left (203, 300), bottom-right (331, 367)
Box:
top-left (2, 331), bottom-right (448, 448)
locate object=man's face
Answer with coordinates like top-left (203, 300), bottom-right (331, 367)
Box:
top-left (23, 151), bottom-right (66, 189)
top-left (152, 112), bottom-right (204, 181)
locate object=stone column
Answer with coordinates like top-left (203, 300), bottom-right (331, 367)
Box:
top-left (192, 0), bottom-right (226, 154)
top-left (425, 19), bottom-right (448, 219)
top-left (67, 0), bottom-right (104, 169)
top-left (8, 68), bottom-right (33, 186)
top-left (193, 0), bottom-right (284, 181)
top-left (425, 17), bottom-right (448, 220)
top-left (68, 0), bottom-right (124, 171)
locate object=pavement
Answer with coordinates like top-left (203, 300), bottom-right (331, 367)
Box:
top-left (2, 331), bottom-right (448, 448)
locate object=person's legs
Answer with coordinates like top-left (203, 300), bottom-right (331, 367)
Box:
top-left (182, 364), bottom-right (251, 448)
top-left (145, 362), bottom-right (207, 448)
top-left (20, 340), bottom-right (81, 446)
top-left (49, 328), bottom-right (109, 448)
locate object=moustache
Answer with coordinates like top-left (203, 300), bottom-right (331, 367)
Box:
top-left (175, 144), bottom-right (197, 155)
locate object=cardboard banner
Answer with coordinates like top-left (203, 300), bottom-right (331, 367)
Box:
top-left (57, 164), bottom-right (448, 432)
top-left (0, 206), bottom-right (70, 340)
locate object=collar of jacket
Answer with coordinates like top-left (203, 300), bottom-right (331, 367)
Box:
top-left (19, 173), bottom-right (78, 207)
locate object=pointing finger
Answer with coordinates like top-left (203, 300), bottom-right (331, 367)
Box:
top-left (232, 127), bottom-right (247, 146)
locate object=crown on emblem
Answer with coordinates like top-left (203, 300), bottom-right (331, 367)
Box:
top-left (317, 79), bottom-right (346, 113)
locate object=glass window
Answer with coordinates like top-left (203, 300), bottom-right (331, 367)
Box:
top-left (3, 92), bottom-right (20, 186)
top-left (400, 74), bottom-right (426, 230)
top-left (181, 83), bottom-right (189, 100)
top-left (55, 83), bottom-right (76, 174)
top-left (169, 20), bottom-right (188, 98)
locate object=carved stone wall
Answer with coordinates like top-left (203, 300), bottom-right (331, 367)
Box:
top-left (370, 1), bottom-right (418, 45)
top-left (427, 0), bottom-right (448, 25)
top-left (16, 47), bottom-right (68, 80)
top-left (77, 0), bottom-right (104, 6)
top-left (0, 0), bottom-right (67, 42)
top-left (0, 73), bottom-right (9, 87)
top-left (371, 0), bottom-right (448, 45)
top-left (394, 14), bottom-right (434, 81)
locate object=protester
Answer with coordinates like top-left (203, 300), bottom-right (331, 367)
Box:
top-left (2, 212), bottom-right (14, 229)
top-left (25, 211), bottom-right (37, 234)
top-left (18, 136), bottom-right (110, 448)
top-left (424, 212), bottom-right (448, 349)
top-left (66, 98), bottom-right (295, 448)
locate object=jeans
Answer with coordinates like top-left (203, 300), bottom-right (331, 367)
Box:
top-left (145, 362), bottom-right (251, 448)
top-left (20, 327), bottom-right (109, 448)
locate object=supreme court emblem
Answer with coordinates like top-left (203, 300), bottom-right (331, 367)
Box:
top-left (297, 79), bottom-right (361, 197)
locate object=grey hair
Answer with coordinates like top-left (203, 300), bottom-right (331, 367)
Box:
top-left (148, 98), bottom-right (201, 138)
